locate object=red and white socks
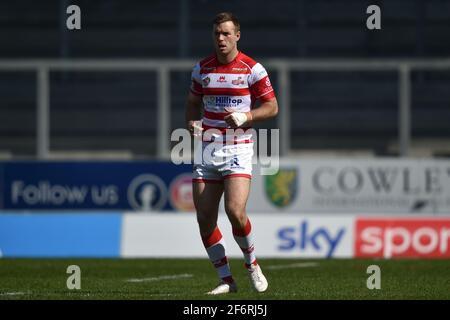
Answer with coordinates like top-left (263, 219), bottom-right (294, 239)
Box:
top-left (202, 218), bottom-right (258, 285)
top-left (232, 218), bottom-right (258, 269)
top-left (202, 226), bottom-right (234, 284)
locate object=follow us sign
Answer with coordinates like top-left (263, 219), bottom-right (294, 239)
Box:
top-left (0, 161), bottom-right (192, 211)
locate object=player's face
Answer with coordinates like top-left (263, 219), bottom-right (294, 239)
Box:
top-left (213, 21), bottom-right (240, 56)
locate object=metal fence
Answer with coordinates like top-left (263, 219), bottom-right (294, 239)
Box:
top-left (1, 58), bottom-right (450, 159)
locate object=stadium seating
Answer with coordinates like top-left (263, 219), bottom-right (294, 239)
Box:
top-left (1, 0), bottom-right (449, 157)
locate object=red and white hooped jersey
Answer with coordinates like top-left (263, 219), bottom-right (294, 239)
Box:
top-left (190, 51), bottom-right (276, 142)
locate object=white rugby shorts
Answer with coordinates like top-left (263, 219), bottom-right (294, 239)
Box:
top-left (192, 141), bottom-right (253, 183)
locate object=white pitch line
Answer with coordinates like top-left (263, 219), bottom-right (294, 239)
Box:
top-left (266, 262), bottom-right (319, 270)
top-left (145, 293), bottom-right (178, 297)
top-left (0, 291), bottom-right (27, 296)
top-left (125, 273), bottom-right (193, 283)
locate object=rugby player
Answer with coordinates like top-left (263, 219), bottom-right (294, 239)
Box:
top-left (185, 12), bottom-right (278, 295)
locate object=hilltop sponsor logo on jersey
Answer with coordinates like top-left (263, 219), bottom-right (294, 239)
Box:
top-left (215, 96), bottom-right (243, 108)
top-left (355, 218), bottom-right (450, 258)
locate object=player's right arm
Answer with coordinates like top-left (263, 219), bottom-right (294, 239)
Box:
top-left (185, 91), bottom-right (203, 134)
top-left (186, 62), bottom-right (204, 134)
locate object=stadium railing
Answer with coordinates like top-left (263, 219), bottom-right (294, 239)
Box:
top-left (1, 58), bottom-right (450, 159)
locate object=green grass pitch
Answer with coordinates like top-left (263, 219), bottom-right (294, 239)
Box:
top-left (1, 258), bottom-right (449, 300)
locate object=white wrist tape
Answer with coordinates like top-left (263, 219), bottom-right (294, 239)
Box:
top-left (230, 112), bottom-right (248, 127)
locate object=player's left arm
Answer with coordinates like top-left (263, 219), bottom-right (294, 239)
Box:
top-left (247, 97), bottom-right (278, 123)
top-left (224, 97), bottom-right (278, 128)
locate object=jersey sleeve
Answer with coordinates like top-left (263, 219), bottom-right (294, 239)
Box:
top-left (248, 63), bottom-right (275, 102)
top-left (190, 62), bottom-right (203, 96)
